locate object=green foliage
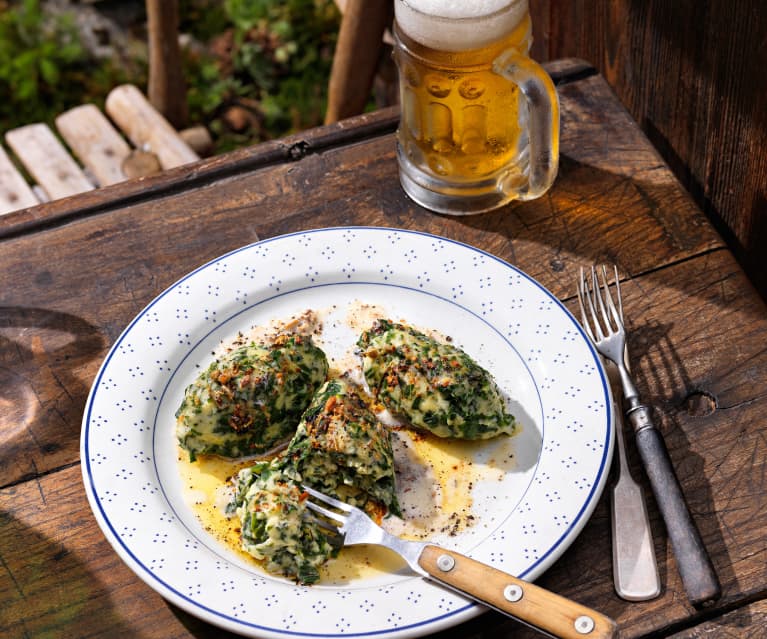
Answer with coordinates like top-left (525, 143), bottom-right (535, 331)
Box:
top-left (184, 0), bottom-right (341, 150)
top-left (0, 0), bottom-right (341, 153)
top-left (0, 0), bottom-right (129, 130)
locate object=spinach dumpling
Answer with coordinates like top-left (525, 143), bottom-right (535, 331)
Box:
top-left (281, 378), bottom-right (400, 519)
top-left (176, 334), bottom-right (328, 460)
top-left (234, 462), bottom-right (335, 584)
top-left (358, 319), bottom-right (515, 439)
top-left (231, 377), bottom-right (400, 582)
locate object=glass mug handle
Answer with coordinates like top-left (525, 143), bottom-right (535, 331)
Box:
top-left (492, 50), bottom-right (560, 200)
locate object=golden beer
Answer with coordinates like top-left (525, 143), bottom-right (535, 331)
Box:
top-left (394, 0), bottom-right (559, 214)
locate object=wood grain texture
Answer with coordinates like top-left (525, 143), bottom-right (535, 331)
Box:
top-left (0, 465), bottom-right (194, 639)
top-left (1, 256), bottom-right (764, 639)
top-left (325, 0), bottom-right (392, 124)
top-left (105, 84), bottom-right (198, 170)
top-left (55, 104), bottom-right (131, 187)
top-left (1, 61), bottom-right (765, 638)
top-left (0, 67), bottom-right (724, 489)
top-left (146, 0), bottom-right (188, 129)
top-left (5, 124), bottom-right (94, 200)
top-left (0, 145), bottom-right (38, 215)
top-left (530, 0), bottom-right (767, 301)
top-left (418, 545), bottom-right (618, 638)
top-left (667, 600), bottom-right (767, 638)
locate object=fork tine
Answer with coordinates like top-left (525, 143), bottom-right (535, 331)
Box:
top-left (302, 485), bottom-right (353, 512)
top-left (589, 267), bottom-right (605, 338)
top-left (577, 268), bottom-right (595, 341)
top-left (584, 267), bottom-right (606, 340)
top-left (305, 500), bottom-right (347, 526)
top-left (305, 510), bottom-right (343, 535)
top-left (612, 265), bottom-right (624, 322)
top-left (592, 265), bottom-right (614, 335)
top-left (597, 265), bottom-right (623, 330)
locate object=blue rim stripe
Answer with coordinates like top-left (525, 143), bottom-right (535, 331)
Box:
top-left (82, 226), bottom-right (612, 638)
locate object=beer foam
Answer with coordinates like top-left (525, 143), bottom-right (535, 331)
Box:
top-left (396, 0), bottom-right (527, 51)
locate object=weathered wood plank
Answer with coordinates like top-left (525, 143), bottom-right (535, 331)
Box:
top-left (1, 252), bottom-right (765, 639)
top-left (146, 0), bottom-right (188, 129)
top-left (325, 0), bottom-right (392, 123)
top-left (530, 1), bottom-right (767, 301)
top-left (0, 69), bottom-right (725, 490)
top-left (0, 57), bottom-right (590, 240)
top-left (105, 84), bottom-right (198, 170)
top-left (55, 104), bottom-right (131, 187)
top-left (5, 124), bottom-right (94, 200)
top-left (1, 60), bottom-right (764, 637)
top-left (0, 464), bottom-right (194, 639)
top-left (667, 600), bottom-right (767, 638)
top-left (0, 145), bottom-right (38, 215)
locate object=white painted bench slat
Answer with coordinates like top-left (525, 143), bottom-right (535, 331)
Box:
top-left (0, 84), bottom-right (203, 216)
top-left (5, 123), bottom-right (95, 201)
top-left (0, 145), bottom-right (39, 216)
top-left (56, 104), bottom-right (131, 187)
top-left (106, 84), bottom-right (199, 170)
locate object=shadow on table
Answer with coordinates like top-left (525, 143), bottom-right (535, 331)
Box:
top-left (630, 320), bottom-right (736, 605)
top-left (168, 603), bottom-right (243, 638)
top-left (0, 306), bottom-right (105, 487)
top-left (0, 511), bottom-right (138, 638)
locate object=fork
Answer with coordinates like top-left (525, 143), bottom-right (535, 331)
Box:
top-left (582, 267), bottom-right (660, 601)
top-left (577, 265), bottom-right (720, 607)
top-left (303, 485), bottom-right (618, 639)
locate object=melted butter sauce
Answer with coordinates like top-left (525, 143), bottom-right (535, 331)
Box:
top-left (178, 428), bottom-right (519, 585)
top-left (177, 301), bottom-right (520, 585)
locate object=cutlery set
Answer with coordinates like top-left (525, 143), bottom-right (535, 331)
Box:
top-left (577, 266), bottom-right (720, 608)
top-left (304, 264), bottom-right (720, 639)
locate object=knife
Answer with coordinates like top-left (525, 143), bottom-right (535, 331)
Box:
top-left (607, 362), bottom-right (661, 601)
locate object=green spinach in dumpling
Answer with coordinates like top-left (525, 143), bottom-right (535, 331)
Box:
top-left (176, 334), bottom-right (328, 460)
top-left (358, 319), bottom-right (514, 439)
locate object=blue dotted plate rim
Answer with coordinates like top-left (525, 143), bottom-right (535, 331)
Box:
top-left (81, 226), bottom-right (613, 638)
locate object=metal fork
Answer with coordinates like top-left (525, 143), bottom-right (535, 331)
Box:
top-left (303, 485), bottom-right (618, 639)
top-left (577, 266), bottom-right (720, 607)
top-left (579, 266), bottom-right (660, 601)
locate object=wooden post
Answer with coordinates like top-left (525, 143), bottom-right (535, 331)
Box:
top-left (146, 0), bottom-right (188, 129)
top-left (325, 0), bottom-right (392, 124)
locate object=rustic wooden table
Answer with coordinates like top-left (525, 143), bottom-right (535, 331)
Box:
top-left (1, 59), bottom-right (765, 638)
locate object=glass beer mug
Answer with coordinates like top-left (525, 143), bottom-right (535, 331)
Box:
top-left (394, 0), bottom-right (559, 214)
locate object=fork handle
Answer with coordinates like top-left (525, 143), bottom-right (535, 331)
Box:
top-left (629, 405), bottom-right (721, 606)
top-left (418, 545), bottom-right (618, 638)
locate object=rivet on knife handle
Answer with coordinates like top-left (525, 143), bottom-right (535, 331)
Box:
top-left (418, 546), bottom-right (618, 639)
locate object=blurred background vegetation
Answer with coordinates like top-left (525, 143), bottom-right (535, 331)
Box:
top-left (0, 0), bottom-right (342, 153)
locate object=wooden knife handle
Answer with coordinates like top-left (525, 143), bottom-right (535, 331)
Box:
top-left (418, 545), bottom-right (618, 639)
top-left (630, 405), bottom-right (721, 607)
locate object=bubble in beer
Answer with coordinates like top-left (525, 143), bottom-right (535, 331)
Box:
top-left (427, 154), bottom-right (453, 176)
top-left (425, 74), bottom-right (452, 98)
top-left (458, 79), bottom-right (486, 100)
top-left (404, 64), bottom-right (421, 87)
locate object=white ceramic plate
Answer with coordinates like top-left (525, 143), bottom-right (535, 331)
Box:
top-left (81, 227), bottom-right (613, 638)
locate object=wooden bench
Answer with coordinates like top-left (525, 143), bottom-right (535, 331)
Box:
top-left (0, 84), bottom-right (206, 216)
